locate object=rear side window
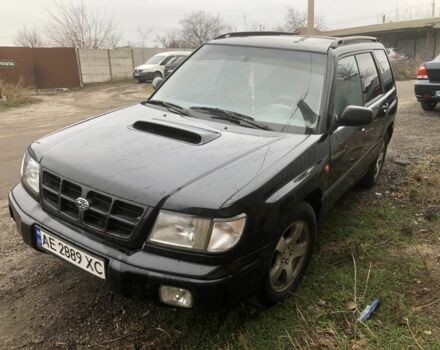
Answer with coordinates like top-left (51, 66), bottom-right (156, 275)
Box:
top-left (355, 53), bottom-right (382, 103)
top-left (374, 50), bottom-right (394, 92)
top-left (333, 56), bottom-right (363, 116)
top-left (161, 56), bottom-right (175, 65)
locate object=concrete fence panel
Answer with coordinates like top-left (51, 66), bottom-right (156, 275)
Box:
top-left (78, 49), bottom-right (111, 84)
top-left (77, 47), bottom-right (191, 84)
top-left (109, 48), bottom-right (133, 80)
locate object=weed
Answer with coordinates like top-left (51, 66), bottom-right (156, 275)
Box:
top-left (0, 80), bottom-right (37, 109)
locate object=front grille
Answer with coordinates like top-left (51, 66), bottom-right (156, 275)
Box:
top-left (41, 170), bottom-right (148, 243)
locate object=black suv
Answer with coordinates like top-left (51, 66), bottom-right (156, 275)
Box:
top-left (9, 33), bottom-right (397, 310)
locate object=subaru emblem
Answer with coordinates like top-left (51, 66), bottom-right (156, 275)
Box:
top-left (75, 197), bottom-right (89, 211)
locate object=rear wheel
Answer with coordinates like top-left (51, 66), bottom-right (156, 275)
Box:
top-left (258, 202), bottom-right (316, 306)
top-left (359, 138), bottom-right (387, 188)
top-left (421, 101), bottom-right (437, 111)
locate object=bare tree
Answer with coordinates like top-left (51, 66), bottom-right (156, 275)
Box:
top-left (156, 11), bottom-right (229, 49)
top-left (281, 7), bottom-right (307, 31)
top-left (278, 6), bottom-right (326, 33)
top-left (156, 30), bottom-right (185, 48)
top-left (45, 0), bottom-right (120, 48)
top-left (179, 11), bottom-right (229, 48)
top-left (14, 26), bottom-right (45, 47)
top-left (137, 27), bottom-right (153, 47)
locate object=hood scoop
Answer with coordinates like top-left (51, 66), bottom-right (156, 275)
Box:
top-left (131, 120), bottom-right (221, 145)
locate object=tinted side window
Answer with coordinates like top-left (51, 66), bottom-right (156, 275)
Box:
top-left (374, 50), bottom-right (394, 92)
top-left (174, 57), bottom-right (185, 65)
top-left (333, 56), bottom-right (363, 116)
top-left (355, 53), bottom-right (382, 103)
top-left (161, 56), bottom-right (175, 65)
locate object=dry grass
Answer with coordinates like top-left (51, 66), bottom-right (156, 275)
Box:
top-left (391, 60), bottom-right (421, 81)
top-left (0, 79), bottom-right (37, 109)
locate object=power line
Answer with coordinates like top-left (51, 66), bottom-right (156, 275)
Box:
top-left (327, 0), bottom-right (435, 27)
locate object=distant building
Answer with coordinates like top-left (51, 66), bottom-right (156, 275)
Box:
top-left (323, 17), bottom-right (440, 61)
top-left (292, 27), bottom-right (321, 35)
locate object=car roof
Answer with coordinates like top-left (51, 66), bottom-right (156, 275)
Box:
top-left (208, 32), bottom-right (383, 54)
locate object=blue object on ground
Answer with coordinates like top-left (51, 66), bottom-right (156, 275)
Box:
top-left (357, 299), bottom-right (380, 322)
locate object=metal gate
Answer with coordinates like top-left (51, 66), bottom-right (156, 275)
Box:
top-left (0, 47), bottom-right (80, 89)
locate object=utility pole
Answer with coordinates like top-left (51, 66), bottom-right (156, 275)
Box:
top-left (432, 0), bottom-right (436, 17)
top-left (307, 0), bottom-right (315, 34)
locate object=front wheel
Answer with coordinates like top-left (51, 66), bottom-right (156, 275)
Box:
top-left (152, 71), bottom-right (163, 80)
top-left (421, 101), bottom-right (437, 111)
top-left (258, 202), bottom-right (316, 306)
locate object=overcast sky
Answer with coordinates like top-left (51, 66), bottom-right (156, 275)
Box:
top-left (0, 0), bottom-right (436, 46)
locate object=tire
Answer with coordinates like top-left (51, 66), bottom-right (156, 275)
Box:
top-left (421, 101), bottom-right (437, 111)
top-left (359, 138), bottom-right (387, 189)
top-left (152, 71), bottom-right (163, 80)
top-left (258, 202), bottom-right (316, 306)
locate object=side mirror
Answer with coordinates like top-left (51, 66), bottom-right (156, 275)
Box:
top-left (152, 77), bottom-right (164, 90)
top-left (336, 105), bottom-right (373, 127)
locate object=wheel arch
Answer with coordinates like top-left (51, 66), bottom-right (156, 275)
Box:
top-left (385, 122), bottom-right (394, 144)
top-left (303, 188), bottom-right (323, 220)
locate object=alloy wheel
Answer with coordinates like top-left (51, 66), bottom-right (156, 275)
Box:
top-left (270, 220), bottom-right (310, 293)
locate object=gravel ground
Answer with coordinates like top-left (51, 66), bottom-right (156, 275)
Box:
top-left (0, 80), bottom-right (439, 349)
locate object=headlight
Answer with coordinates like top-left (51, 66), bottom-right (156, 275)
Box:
top-left (148, 211), bottom-right (246, 252)
top-left (21, 152), bottom-right (40, 195)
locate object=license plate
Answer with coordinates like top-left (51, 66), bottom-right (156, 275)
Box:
top-left (35, 227), bottom-right (106, 279)
top-left (435, 91), bottom-right (440, 97)
top-left (134, 73), bottom-right (139, 76)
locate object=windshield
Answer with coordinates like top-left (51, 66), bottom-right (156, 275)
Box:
top-left (145, 55), bottom-right (165, 65)
top-left (152, 44), bottom-right (326, 134)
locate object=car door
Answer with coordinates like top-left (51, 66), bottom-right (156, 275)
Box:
top-left (159, 55), bottom-right (176, 74)
top-left (325, 55), bottom-right (372, 204)
top-left (354, 52), bottom-right (388, 159)
top-left (373, 49), bottom-right (398, 133)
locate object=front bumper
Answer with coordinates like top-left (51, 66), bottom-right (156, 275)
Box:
top-left (414, 79), bottom-right (440, 102)
top-left (8, 184), bottom-right (268, 310)
top-left (133, 71), bottom-right (155, 81)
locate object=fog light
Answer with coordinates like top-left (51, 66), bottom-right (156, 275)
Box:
top-left (159, 286), bottom-right (193, 308)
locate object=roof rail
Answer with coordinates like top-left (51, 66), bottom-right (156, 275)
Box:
top-left (215, 31), bottom-right (295, 40)
top-left (332, 36), bottom-right (378, 47)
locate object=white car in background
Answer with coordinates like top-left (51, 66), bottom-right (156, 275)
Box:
top-left (133, 51), bottom-right (192, 83)
top-left (386, 48), bottom-right (409, 62)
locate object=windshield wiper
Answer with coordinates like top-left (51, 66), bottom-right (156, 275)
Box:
top-left (190, 106), bottom-right (272, 131)
top-left (144, 100), bottom-right (189, 116)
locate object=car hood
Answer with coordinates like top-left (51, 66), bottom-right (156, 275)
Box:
top-left (134, 64), bottom-right (158, 71)
top-left (34, 104), bottom-right (309, 210)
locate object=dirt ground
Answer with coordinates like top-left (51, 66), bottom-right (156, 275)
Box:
top-left (0, 83), bottom-right (151, 200)
top-left (0, 81), bottom-right (439, 349)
